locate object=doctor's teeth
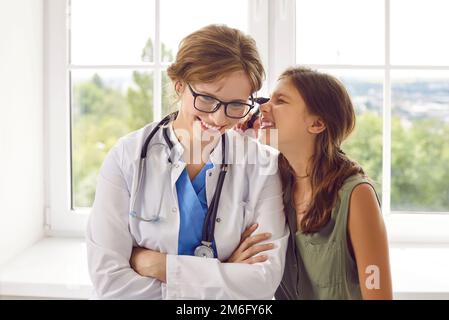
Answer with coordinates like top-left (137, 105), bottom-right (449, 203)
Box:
top-left (201, 119), bottom-right (220, 130)
top-left (261, 120), bottom-right (275, 128)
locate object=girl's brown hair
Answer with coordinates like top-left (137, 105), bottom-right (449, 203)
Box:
top-left (167, 24), bottom-right (265, 94)
top-left (278, 67), bottom-right (366, 234)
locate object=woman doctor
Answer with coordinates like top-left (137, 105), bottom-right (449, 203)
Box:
top-left (86, 24), bottom-right (289, 299)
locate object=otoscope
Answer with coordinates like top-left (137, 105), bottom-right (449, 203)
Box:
top-left (246, 97), bottom-right (270, 129)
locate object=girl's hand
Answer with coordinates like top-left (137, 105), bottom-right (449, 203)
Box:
top-left (130, 247), bottom-right (167, 283)
top-left (227, 223), bottom-right (274, 264)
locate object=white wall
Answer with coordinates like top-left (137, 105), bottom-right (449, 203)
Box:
top-left (0, 0), bottom-right (44, 265)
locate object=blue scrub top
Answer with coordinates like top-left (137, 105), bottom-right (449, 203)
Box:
top-left (175, 161), bottom-right (218, 257)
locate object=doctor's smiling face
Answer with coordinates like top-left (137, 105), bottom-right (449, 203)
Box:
top-left (174, 70), bottom-right (253, 138)
top-left (166, 24), bottom-right (264, 153)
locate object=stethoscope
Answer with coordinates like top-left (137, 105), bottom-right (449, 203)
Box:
top-left (129, 112), bottom-right (228, 258)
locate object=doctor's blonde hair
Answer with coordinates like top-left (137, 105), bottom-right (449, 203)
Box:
top-left (166, 24), bottom-right (265, 99)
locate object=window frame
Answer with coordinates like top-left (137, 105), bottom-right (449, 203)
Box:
top-left (45, 0), bottom-right (449, 242)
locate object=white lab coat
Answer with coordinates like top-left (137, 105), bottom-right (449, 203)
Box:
top-left (86, 120), bottom-right (289, 299)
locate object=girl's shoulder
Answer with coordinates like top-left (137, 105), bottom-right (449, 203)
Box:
top-left (338, 174), bottom-right (381, 208)
top-left (340, 174), bottom-right (375, 193)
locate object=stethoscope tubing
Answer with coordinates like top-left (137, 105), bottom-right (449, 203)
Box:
top-left (130, 112), bottom-right (228, 251)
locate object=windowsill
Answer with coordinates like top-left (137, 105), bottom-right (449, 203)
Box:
top-left (0, 237), bottom-right (92, 299)
top-left (1, 237), bottom-right (449, 299)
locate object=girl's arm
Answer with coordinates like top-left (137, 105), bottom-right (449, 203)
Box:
top-left (348, 183), bottom-right (393, 299)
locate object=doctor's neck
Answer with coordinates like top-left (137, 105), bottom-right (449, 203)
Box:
top-left (172, 116), bottom-right (221, 165)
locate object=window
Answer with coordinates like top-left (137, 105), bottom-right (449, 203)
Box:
top-left (295, 0), bottom-right (384, 65)
top-left (47, 0), bottom-right (264, 234)
top-left (294, 0), bottom-right (449, 217)
top-left (69, 0), bottom-right (249, 210)
top-left (389, 0), bottom-right (449, 212)
top-left (391, 70), bottom-right (449, 212)
top-left (47, 0), bottom-right (449, 239)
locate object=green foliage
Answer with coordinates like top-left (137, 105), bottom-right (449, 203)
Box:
top-left (127, 71), bottom-right (154, 129)
top-left (72, 78), bottom-right (131, 207)
top-left (72, 39), bottom-right (177, 207)
top-left (343, 112), bottom-right (449, 212)
top-left (390, 117), bottom-right (449, 211)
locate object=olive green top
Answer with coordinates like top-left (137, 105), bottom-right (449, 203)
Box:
top-left (293, 175), bottom-right (380, 300)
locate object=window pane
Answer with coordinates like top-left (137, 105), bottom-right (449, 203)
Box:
top-left (71, 69), bottom-right (154, 208)
top-left (391, 0), bottom-right (449, 65)
top-left (323, 70), bottom-right (384, 194)
top-left (70, 0), bottom-right (155, 65)
top-left (160, 0), bottom-right (249, 62)
top-left (391, 71), bottom-right (449, 212)
top-left (296, 0), bottom-right (384, 65)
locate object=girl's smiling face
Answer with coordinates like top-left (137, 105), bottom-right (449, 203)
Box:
top-left (259, 77), bottom-right (324, 149)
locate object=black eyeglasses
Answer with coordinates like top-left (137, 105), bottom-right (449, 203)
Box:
top-left (188, 84), bottom-right (258, 119)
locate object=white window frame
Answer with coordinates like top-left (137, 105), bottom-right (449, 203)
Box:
top-left (45, 0), bottom-right (449, 242)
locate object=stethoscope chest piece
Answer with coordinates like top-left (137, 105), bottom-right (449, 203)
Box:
top-left (194, 243), bottom-right (215, 258)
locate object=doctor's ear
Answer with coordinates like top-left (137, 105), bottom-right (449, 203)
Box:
top-left (308, 117), bottom-right (326, 134)
top-left (175, 81), bottom-right (185, 95)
